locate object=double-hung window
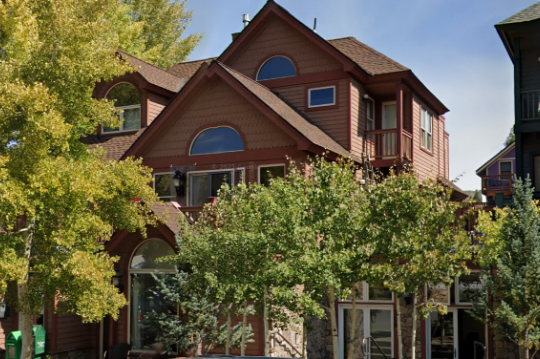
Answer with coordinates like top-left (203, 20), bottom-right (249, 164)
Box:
top-left (103, 83), bottom-right (141, 134)
top-left (366, 98), bottom-right (375, 132)
top-left (421, 108), bottom-right (433, 152)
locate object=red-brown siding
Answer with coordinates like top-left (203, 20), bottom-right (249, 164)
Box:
top-left (148, 93), bottom-right (169, 124)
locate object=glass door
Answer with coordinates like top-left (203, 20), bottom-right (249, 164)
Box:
top-left (427, 309), bottom-right (457, 359)
top-left (340, 306), bottom-right (393, 359)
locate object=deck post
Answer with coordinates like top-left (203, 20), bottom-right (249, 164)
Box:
top-left (396, 82), bottom-right (403, 163)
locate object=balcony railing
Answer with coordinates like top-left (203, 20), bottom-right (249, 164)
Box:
top-left (365, 129), bottom-right (413, 163)
top-left (481, 174), bottom-right (513, 195)
top-left (521, 90), bottom-right (540, 120)
top-left (180, 206), bottom-right (204, 223)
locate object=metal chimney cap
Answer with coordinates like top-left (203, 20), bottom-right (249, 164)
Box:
top-left (243, 13), bottom-right (251, 26)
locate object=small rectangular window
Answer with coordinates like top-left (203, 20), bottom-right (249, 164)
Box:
top-left (258, 165), bottom-right (285, 186)
top-left (103, 105), bottom-right (141, 134)
top-left (308, 86), bottom-right (335, 108)
top-left (456, 272), bottom-right (483, 304)
top-left (153, 172), bottom-right (176, 199)
top-left (366, 283), bottom-right (393, 302)
top-left (421, 108), bottom-right (433, 152)
top-left (366, 99), bottom-right (375, 131)
top-left (500, 161), bottom-right (512, 175)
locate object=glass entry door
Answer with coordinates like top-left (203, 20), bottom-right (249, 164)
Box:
top-left (427, 309), bottom-right (457, 359)
top-left (340, 306), bottom-right (393, 359)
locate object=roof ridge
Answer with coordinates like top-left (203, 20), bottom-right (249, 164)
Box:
top-left (118, 50), bottom-right (182, 79)
top-left (169, 57), bottom-right (217, 67)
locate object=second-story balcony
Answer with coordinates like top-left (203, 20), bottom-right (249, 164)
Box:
top-left (365, 129), bottom-right (413, 168)
top-left (481, 174), bottom-right (513, 197)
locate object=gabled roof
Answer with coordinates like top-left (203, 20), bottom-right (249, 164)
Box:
top-left (476, 142), bottom-right (515, 175)
top-left (167, 57), bottom-right (217, 79)
top-left (83, 129), bottom-right (146, 160)
top-left (328, 37), bottom-right (408, 76)
top-left (497, 2), bottom-right (540, 25)
top-left (118, 51), bottom-right (184, 93)
top-left (217, 61), bottom-right (355, 160)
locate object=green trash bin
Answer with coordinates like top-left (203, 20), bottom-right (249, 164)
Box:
top-left (5, 331), bottom-right (21, 359)
top-left (32, 325), bottom-right (45, 358)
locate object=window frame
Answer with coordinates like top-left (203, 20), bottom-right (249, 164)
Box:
top-left (189, 126), bottom-right (245, 156)
top-left (258, 164), bottom-right (286, 185)
top-left (364, 282), bottom-right (394, 303)
top-left (187, 169), bottom-right (235, 206)
top-left (308, 86), bottom-right (336, 108)
top-left (455, 271), bottom-right (483, 305)
top-left (127, 239), bottom-right (176, 351)
top-left (153, 172), bottom-right (176, 200)
top-left (365, 98), bottom-right (375, 132)
top-left (256, 56), bottom-right (297, 81)
top-left (425, 282), bottom-right (451, 306)
top-left (499, 160), bottom-right (513, 175)
top-left (102, 104), bottom-right (142, 134)
top-left (421, 107), bottom-right (433, 152)
top-left (382, 101), bottom-right (397, 129)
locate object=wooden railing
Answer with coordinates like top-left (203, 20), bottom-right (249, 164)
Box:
top-left (365, 129), bottom-right (413, 162)
top-left (179, 206), bottom-right (204, 223)
top-left (481, 174), bottom-right (513, 195)
top-left (521, 90), bottom-right (540, 120)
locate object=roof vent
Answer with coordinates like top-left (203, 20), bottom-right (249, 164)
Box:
top-left (313, 18), bottom-right (317, 33)
top-left (243, 13), bottom-right (250, 27)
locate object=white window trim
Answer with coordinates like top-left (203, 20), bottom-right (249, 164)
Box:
top-left (127, 239), bottom-right (176, 351)
top-left (499, 160), bottom-right (513, 175)
top-left (455, 271), bottom-right (483, 305)
top-left (257, 164), bottom-right (286, 184)
top-left (188, 126), bottom-right (244, 156)
top-left (256, 56), bottom-right (297, 81)
top-left (424, 282), bottom-right (451, 306)
top-left (186, 169), bottom-right (235, 206)
top-left (366, 98), bottom-right (375, 131)
top-left (421, 107), bottom-right (433, 152)
top-left (308, 86), bottom-right (336, 108)
top-left (102, 104), bottom-right (142, 134)
top-left (364, 282), bottom-right (394, 303)
top-left (153, 172), bottom-right (176, 199)
top-left (338, 303), bottom-right (394, 359)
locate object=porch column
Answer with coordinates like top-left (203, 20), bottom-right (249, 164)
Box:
top-left (396, 82), bottom-right (403, 162)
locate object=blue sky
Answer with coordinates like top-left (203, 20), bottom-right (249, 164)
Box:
top-left (183, 0), bottom-right (534, 191)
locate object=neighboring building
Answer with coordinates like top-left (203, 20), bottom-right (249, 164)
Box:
top-left (0, 2), bottom-right (477, 359)
top-left (496, 2), bottom-right (540, 196)
top-left (476, 142), bottom-right (515, 207)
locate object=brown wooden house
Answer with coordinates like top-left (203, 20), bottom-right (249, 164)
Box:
top-left (0, 2), bottom-right (478, 359)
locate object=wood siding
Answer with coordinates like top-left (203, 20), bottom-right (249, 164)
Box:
top-left (144, 79), bottom-right (296, 159)
top-left (411, 97), bottom-right (447, 181)
top-left (55, 314), bottom-right (97, 352)
top-left (272, 79), bottom-right (350, 149)
top-left (520, 34), bottom-right (540, 92)
top-left (0, 316), bottom-right (16, 351)
top-left (350, 79), bottom-right (367, 157)
top-left (521, 132), bottom-right (540, 179)
top-left (225, 16), bottom-right (341, 79)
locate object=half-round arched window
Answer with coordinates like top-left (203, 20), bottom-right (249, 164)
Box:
top-left (190, 126), bottom-right (244, 155)
top-left (129, 239), bottom-right (176, 350)
top-left (103, 83), bottom-right (141, 133)
top-left (256, 56), bottom-right (296, 81)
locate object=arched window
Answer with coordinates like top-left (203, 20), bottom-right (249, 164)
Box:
top-left (190, 126), bottom-right (244, 155)
top-left (103, 83), bottom-right (141, 133)
top-left (256, 56), bottom-right (296, 81)
top-left (129, 239), bottom-right (176, 350)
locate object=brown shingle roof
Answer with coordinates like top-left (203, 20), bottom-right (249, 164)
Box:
top-left (167, 58), bottom-right (217, 79)
top-left (152, 201), bottom-right (185, 234)
top-left (118, 51), bottom-right (183, 93)
top-left (83, 129), bottom-right (146, 160)
top-left (328, 37), bottom-right (409, 76)
top-left (216, 61), bottom-right (357, 160)
top-left (498, 2), bottom-right (540, 25)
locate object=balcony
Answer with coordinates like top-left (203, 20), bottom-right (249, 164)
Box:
top-left (365, 129), bottom-right (413, 168)
top-left (180, 206), bottom-right (204, 223)
top-left (481, 174), bottom-right (513, 197)
top-left (521, 90), bottom-right (540, 120)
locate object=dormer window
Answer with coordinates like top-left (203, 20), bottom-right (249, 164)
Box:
top-left (103, 83), bottom-right (141, 134)
top-left (256, 56), bottom-right (296, 81)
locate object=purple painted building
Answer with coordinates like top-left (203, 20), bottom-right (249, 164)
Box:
top-left (476, 143), bottom-right (515, 206)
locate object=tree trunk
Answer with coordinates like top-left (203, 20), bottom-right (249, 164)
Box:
top-left (225, 305), bottom-right (232, 355)
top-left (263, 286), bottom-right (270, 356)
top-left (347, 285), bottom-right (357, 359)
top-left (302, 317), bottom-right (307, 358)
top-left (18, 283), bottom-right (34, 359)
top-left (411, 295), bottom-right (417, 359)
top-left (396, 296), bottom-right (404, 359)
top-left (328, 287), bottom-right (339, 359)
top-left (525, 329), bottom-right (530, 359)
top-left (240, 301), bottom-right (248, 356)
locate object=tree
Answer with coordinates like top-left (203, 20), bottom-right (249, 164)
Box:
top-left (120, 0), bottom-right (202, 68)
top-left (366, 171), bottom-right (471, 359)
top-left (505, 126), bottom-right (515, 147)
top-left (473, 178), bottom-right (540, 359)
top-left (0, 1), bottom-right (169, 358)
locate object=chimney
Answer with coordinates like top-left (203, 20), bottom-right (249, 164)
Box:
top-left (243, 13), bottom-right (250, 27)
